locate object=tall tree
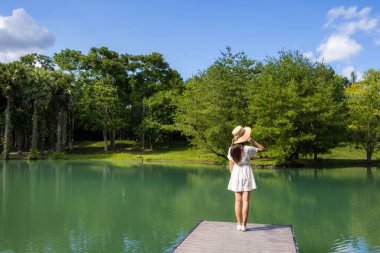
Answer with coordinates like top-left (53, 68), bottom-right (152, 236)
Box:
top-left (20, 53), bottom-right (55, 70)
top-left (175, 48), bottom-right (258, 156)
top-left (78, 47), bottom-right (127, 150)
top-left (51, 71), bottom-right (75, 152)
top-left (77, 77), bottom-right (119, 151)
top-left (248, 51), bottom-right (347, 162)
top-left (53, 49), bottom-right (83, 150)
top-left (346, 69), bottom-right (380, 163)
top-left (0, 62), bottom-right (28, 159)
top-left (127, 53), bottom-right (184, 148)
top-left (53, 49), bottom-right (83, 74)
top-left (22, 68), bottom-right (53, 152)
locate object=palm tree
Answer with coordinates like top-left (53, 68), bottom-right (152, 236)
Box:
top-left (22, 68), bottom-right (53, 153)
top-left (51, 71), bottom-right (75, 152)
top-left (0, 62), bottom-right (27, 159)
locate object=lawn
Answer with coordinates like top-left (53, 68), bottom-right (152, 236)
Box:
top-left (65, 140), bottom-right (224, 163)
top-left (8, 140), bottom-right (380, 167)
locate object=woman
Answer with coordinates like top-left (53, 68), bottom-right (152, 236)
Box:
top-left (227, 125), bottom-right (265, 232)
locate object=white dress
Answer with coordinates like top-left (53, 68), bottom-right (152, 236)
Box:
top-left (227, 145), bottom-right (258, 192)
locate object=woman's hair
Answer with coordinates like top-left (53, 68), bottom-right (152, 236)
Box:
top-left (230, 143), bottom-right (244, 163)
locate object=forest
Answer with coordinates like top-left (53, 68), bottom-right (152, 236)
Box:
top-left (0, 47), bottom-right (379, 163)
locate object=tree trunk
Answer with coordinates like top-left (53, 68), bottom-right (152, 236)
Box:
top-left (313, 153), bottom-right (318, 160)
top-left (13, 131), bottom-right (16, 149)
top-left (31, 100), bottom-right (38, 152)
top-left (61, 112), bottom-right (67, 151)
top-left (16, 128), bottom-right (23, 155)
top-left (24, 128), bottom-right (28, 150)
top-left (3, 99), bottom-right (11, 160)
top-left (56, 112), bottom-right (62, 152)
top-left (40, 117), bottom-right (46, 155)
top-left (142, 97), bottom-right (145, 149)
top-left (68, 112), bottom-right (74, 151)
top-left (366, 149), bottom-right (372, 164)
top-left (103, 129), bottom-right (108, 151)
top-left (111, 130), bottom-right (115, 149)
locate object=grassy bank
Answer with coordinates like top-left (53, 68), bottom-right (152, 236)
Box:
top-left (65, 140), bottom-right (224, 164)
top-left (7, 141), bottom-right (380, 167)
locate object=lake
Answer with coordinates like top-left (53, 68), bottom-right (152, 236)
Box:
top-left (0, 161), bottom-right (379, 252)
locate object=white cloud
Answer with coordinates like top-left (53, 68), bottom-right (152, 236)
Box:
top-left (324, 6), bottom-right (373, 28)
top-left (314, 6), bottom-right (380, 63)
top-left (337, 17), bottom-right (378, 35)
top-left (342, 66), bottom-right (363, 82)
top-left (317, 34), bottom-right (362, 62)
top-left (324, 6), bottom-right (358, 28)
top-left (0, 8), bottom-right (55, 62)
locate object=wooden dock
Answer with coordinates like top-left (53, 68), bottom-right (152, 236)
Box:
top-left (171, 220), bottom-right (299, 253)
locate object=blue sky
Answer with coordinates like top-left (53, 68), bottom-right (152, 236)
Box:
top-left (0, 0), bottom-right (379, 80)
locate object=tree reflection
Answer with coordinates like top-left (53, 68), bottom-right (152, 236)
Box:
top-left (0, 162), bottom-right (379, 253)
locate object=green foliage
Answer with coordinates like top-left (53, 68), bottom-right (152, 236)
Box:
top-left (0, 62), bottom-right (29, 159)
top-left (20, 53), bottom-right (55, 70)
top-left (53, 49), bottom-right (83, 72)
top-left (248, 51), bottom-right (348, 162)
top-left (28, 150), bottom-right (41, 160)
top-left (176, 48), bottom-right (258, 157)
top-left (49, 151), bottom-right (65, 160)
top-left (1, 46), bottom-right (379, 165)
top-left (127, 53), bottom-right (184, 147)
top-left (77, 77), bottom-right (119, 131)
top-left (345, 69), bottom-right (380, 162)
top-left (176, 49), bottom-right (348, 163)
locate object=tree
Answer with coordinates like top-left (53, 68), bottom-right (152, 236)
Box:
top-left (127, 52), bottom-right (181, 148)
top-left (20, 53), bottom-right (55, 70)
top-left (20, 54), bottom-right (57, 154)
top-left (0, 62), bottom-right (28, 159)
top-left (137, 87), bottom-right (181, 149)
top-left (53, 49), bottom-right (83, 74)
top-left (50, 71), bottom-right (76, 152)
top-left (175, 48), bottom-right (258, 157)
top-left (77, 77), bottom-right (119, 151)
top-left (53, 49), bottom-right (83, 150)
top-left (346, 69), bottom-right (380, 163)
top-left (79, 47), bottom-right (127, 150)
top-left (248, 51), bottom-right (347, 162)
top-left (28, 69), bottom-right (52, 152)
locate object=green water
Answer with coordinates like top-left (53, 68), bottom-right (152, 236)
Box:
top-left (0, 161), bottom-right (379, 253)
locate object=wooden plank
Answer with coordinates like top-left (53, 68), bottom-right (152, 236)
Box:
top-left (171, 220), bottom-right (298, 253)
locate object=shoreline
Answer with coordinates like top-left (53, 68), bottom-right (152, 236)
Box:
top-left (3, 140), bottom-right (380, 169)
top-left (3, 155), bottom-right (379, 169)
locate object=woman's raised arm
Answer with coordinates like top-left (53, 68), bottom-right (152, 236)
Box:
top-left (247, 137), bottom-right (266, 152)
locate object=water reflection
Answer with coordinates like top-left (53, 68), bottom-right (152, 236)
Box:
top-left (0, 161), bottom-right (379, 253)
top-left (331, 235), bottom-right (380, 253)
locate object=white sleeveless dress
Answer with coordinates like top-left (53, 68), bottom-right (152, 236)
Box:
top-left (227, 145), bottom-right (258, 192)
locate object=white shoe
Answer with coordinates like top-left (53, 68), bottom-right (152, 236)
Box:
top-left (241, 225), bottom-right (247, 232)
top-left (236, 224), bottom-right (242, 231)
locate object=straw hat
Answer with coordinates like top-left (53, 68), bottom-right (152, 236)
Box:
top-left (232, 125), bottom-right (251, 144)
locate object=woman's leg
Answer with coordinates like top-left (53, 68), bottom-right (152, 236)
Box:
top-left (242, 191), bottom-right (251, 226)
top-left (234, 192), bottom-right (243, 225)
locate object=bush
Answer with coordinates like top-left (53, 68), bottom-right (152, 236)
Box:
top-left (28, 150), bottom-right (41, 160)
top-left (49, 151), bottom-right (65, 160)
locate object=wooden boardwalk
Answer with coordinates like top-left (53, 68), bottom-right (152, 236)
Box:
top-left (171, 220), bottom-right (298, 253)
